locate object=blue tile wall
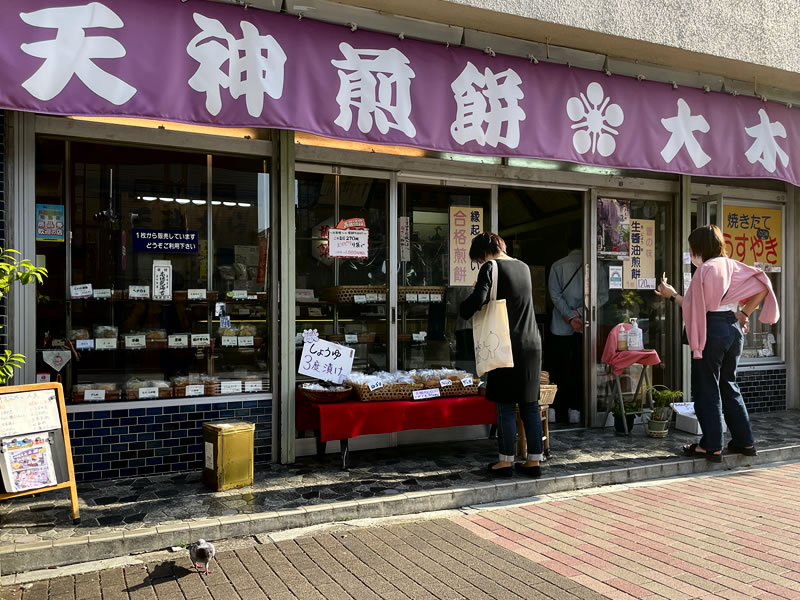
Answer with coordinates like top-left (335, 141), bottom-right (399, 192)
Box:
top-left (740, 368), bottom-right (786, 413)
top-left (66, 400), bottom-right (271, 481)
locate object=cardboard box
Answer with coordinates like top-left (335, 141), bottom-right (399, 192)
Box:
top-left (672, 402), bottom-right (727, 435)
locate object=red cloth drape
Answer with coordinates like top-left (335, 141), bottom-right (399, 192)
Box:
top-left (601, 323), bottom-right (661, 376)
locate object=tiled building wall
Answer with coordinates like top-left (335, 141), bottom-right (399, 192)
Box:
top-left (66, 399), bottom-right (271, 482)
top-left (740, 368), bottom-right (786, 413)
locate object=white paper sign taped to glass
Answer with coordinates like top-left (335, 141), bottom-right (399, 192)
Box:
top-left (623, 219), bottom-right (655, 289)
top-left (327, 228), bottom-right (369, 259)
top-left (449, 206), bottom-right (484, 287)
top-left (298, 339), bottom-right (355, 384)
top-left (0, 434), bottom-right (57, 492)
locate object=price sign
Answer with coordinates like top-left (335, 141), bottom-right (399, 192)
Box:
top-left (365, 293), bottom-right (378, 303)
top-left (298, 339), bottom-right (355, 384)
top-left (84, 390), bottom-right (106, 401)
top-left (168, 334), bottom-right (189, 348)
top-left (230, 290), bottom-right (248, 300)
top-left (405, 293), bottom-right (418, 303)
top-left (431, 293), bottom-right (443, 303)
top-left (245, 380), bottom-right (262, 393)
top-left (461, 376), bottom-right (474, 387)
top-left (76, 339), bottom-right (94, 350)
top-left (344, 334), bottom-right (359, 344)
top-left (413, 388), bottom-right (441, 400)
top-left (353, 295), bottom-right (367, 304)
top-left (378, 293), bottom-right (387, 302)
top-left (221, 336), bottom-right (238, 347)
top-left (129, 285), bottom-right (150, 299)
top-left (95, 338), bottom-right (117, 350)
top-left (238, 336), bottom-right (254, 347)
top-left (185, 385), bottom-right (205, 397)
top-left (70, 284), bottom-right (93, 299)
top-left (191, 334), bottom-right (210, 347)
top-left (221, 381), bottom-right (243, 394)
top-left (418, 293), bottom-right (431, 302)
top-left (93, 288), bottom-right (112, 299)
top-left (439, 379), bottom-right (453, 387)
top-left (368, 380), bottom-right (384, 391)
top-left (125, 335), bottom-right (146, 349)
top-left (328, 228), bottom-right (369, 259)
top-left (138, 387), bottom-right (158, 399)
top-left (188, 289), bottom-right (207, 300)
top-left (412, 332), bottom-right (425, 342)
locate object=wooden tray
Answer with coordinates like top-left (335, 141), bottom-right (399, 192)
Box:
top-left (539, 384), bottom-right (557, 406)
top-left (398, 286), bottom-right (446, 303)
top-left (299, 385), bottom-right (353, 404)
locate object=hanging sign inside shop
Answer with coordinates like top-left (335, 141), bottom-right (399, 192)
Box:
top-left (298, 339), bottom-right (355, 384)
top-left (35, 204), bottom-right (64, 242)
top-left (328, 228), bottom-right (369, 259)
top-left (132, 229), bottom-right (199, 253)
top-left (152, 260), bottom-right (173, 301)
top-left (722, 204), bottom-right (782, 268)
top-left (41, 351), bottom-right (70, 373)
top-left (623, 219), bottom-right (656, 289)
top-left (399, 216), bottom-right (411, 263)
top-left (256, 234), bottom-right (269, 285)
top-left (449, 206), bottom-right (483, 287)
top-left (597, 198), bottom-right (631, 258)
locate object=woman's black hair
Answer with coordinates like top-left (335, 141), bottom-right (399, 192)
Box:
top-left (688, 225), bottom-right (727, 262)
top-left (469, 232), bottom-right (507, 262)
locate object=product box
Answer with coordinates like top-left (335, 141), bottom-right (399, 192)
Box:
top-left (672, 402), bottom-right (727, 435)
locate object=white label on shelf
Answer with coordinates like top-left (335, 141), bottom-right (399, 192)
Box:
top-left (460, 376), bottom-right (474, 387)
top-left (129, 285), bottom-right (150, 299)
top-left (188, 289), bottom-right (207, 300)
top-left (439, 379), bottom-right (453, 387)
top-left (221, 381), bottom-right (243, 394)
top-left (344, 334), bottom-right (359, 344)
top-left (168, 334), bottom-right (189, 348)
top-left (308, 307), bottom-right (323, 317)
top-left (204, 442), bottom-right (214, 469)
top-left (221, 336), bottom-right (238, 347)
top-left (412, 332), bottom-right (425, 342)
top-left (76, 339), bottom-right (94, 350)
top-left (93, 288), bottom-right (112, 299)
top-left (70, 284), bottom-right (93, 299)
top-left (238, 336), bottom-right (254, 347)
top-left (431, 293), bottom-right (443, 303)
top-left (353, 295), bottom-right (367, 304)
top-left (185, 384), bottom-right (205, 397)
top-left (230, 290), bottom-right (248, 300)
top-left (95, 338), bottom-right (117, 350)
top-left (139, 387), bottom-right (158, 399)
top-left (413, 388), bottom-right (441, 400)
top-left (85, 390), bottom-right (106, 401)
top-left (191, 334), bottom-right (210, 347)
top-left (405, 293), bottom-right (418, 303)
top-left (245, 380), bottom-right (262, 393)
top-left (365, 293), bottom-right (379, 303)
top-left (368, 380), bottom-right (384, 391)
top-left (418, 293), bottom-right (431, 302)
top-left (296, 289), bottom-right (315, 301)
top-left (378, 293), bottom-right (386, 302)
top-left (125, 335), bottom-right (146, 349)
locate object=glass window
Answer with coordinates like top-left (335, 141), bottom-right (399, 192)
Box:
top-left (35, 140), bottom-right (271, 403)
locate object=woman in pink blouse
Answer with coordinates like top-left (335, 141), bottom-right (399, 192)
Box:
top-left (656, 225), bottom-right (779, 462)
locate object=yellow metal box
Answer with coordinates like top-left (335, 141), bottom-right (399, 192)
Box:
top-left (202, 421), bottom-right (255, 492)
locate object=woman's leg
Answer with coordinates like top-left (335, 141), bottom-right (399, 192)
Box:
top-left (690, 317), bottom-right (727, 454)
top-left (518, 401), bottom-right (544, 465)
top-left (720, 322), bottom-right (755, 448)
top-left (494, 402), bottom-right (517, 467)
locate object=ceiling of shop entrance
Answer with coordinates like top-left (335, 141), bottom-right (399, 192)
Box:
top-left (497, 188), bottom-right (583, 238)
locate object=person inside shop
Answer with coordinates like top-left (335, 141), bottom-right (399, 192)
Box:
top-left (655, 225), bottom-right (779, 461)
top-left (547, 229), bottom-right (584, 424)
top-left (459, 232), bottom-right (544, 479)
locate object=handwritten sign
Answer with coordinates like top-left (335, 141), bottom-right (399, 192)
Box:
top-left (368, 380), bottom-right (384, 391)
top-left (221, 381), bottom-right (243, 394)
top-left (221, 336), bottom-right (238, 347)
top-left (185, 385), bottom-right (205, 397)
top-left (449, 206), bottom-right (484, 286)
top-left (439, 379), bottom-right (453, 387)
top-left (129, 285), bottom-right (150, 299)
top-left (245, 380), bottom-right (262, 393)
top-left (125, 335), bottom-right (146, 349)
top-left (723, 204), bottom-right (782, 267)
top-left (460, 376), bottom-right (474, 387)
top-left (344, 334), bottom-right (359, 344)
top-left (76, 339), bottom-right (94, 350)
top-left (168, 334), bottom-right (189, 348)
top-left (0, 389), bottom-right (61, 437)
top-left (188, 289), bottom-right (207, 301)
top-left (399, 216), bottom-right (411, 262)
top-left (191, 334), bottom-right (210, 347)
top-left (298, 339), bottom-right (355, 384)
top-left (138, 387), bottom-right (158, 399)
top-left (238, 336), bottom-right (254, 347)
top-left (93, 288), bottom-right (112, 299)
top-left (328, 228), bottom-right (369, 259)
top-left (95, 338), bottom-right (117, 350)
top-left (84, 390), bottom-right (106, 401)
top-left (623, 219), bottom-right (655, 289)
top-left (70, 284), bottom-right (93, 299)
top-left (413, 388), bottom-right (441, 400)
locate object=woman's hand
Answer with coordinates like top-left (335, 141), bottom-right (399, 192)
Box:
top-left (655, 282), bottom-right (677, 299)
top-left (736, 311), bottom-right (750, 334)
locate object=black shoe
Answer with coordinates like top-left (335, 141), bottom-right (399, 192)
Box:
top-left (682, 443), bottom-right (722, 463)
top-left (487, 463), bottom-right (513, 478)
top-left (727, 441), bottom-right (757, 456)
top-left (514, 463), bottom-right (542, 478)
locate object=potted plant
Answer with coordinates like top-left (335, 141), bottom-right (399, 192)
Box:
top-left (645, 385), bottom-right (683, 438)
top-left (611, 398), bottom-right (640, 435)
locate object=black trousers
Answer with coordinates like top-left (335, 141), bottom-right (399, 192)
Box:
top-left (549, 333), bottom-right (583, 421)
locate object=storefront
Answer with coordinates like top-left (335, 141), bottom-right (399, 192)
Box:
top-left (0, 0), bottom-right (796, 479)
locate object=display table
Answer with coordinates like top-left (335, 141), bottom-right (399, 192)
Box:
top-left (296, 394), bottom-right (497, 469)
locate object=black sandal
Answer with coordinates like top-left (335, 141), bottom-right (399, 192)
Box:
top-left (727, 441), bottom-right (757, 456)
top-left (682, 443), bottom-right (722, 463)
top-left (487, 462), bottom-right (513, 478)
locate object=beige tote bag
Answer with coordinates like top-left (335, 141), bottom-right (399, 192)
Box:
top-left (472, 260), bottom-right (515, 377)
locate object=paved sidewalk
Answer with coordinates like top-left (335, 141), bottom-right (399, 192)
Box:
top-left (4, 461), bottom-right (800, 599)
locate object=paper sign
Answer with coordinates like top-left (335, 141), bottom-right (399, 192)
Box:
top-left (353, 295), bottom-right (367, 304)
top-left (623, 219), bottom-right (655, 289)
top-left (36, 204), bottom-right (65, 242)
top-left (406, 293), bottom-right (418, 303)
top-left (298, 339), bottom-right (355, 384)
top-left (238, 336), bottom-right (254, 347)
top-left (683, 272), bottom-right (692, 294)
top-left (230, 290), bottom-right (248, 300)
top-left (461, 376), bottom-right (474, 387)
top-left (439, 379), bottom-right (453, 387)
top-left (637, 277), bottom-right (656, 290)
top-left (308, 307), bottom-right (323, 316)
top-left (125, 335), bottom-right (146, 349)
top-left (449, 206), bottom-right (484, 287)
top-left (378, 293), bottom-right (386, 302)
top-left (76, 339), bottom-right (94, 350)
top-left (191, 334), bottom-right (210, 347)
top-left (188, 289), bottom-right (207, 300)
top-left (368, 380), bottom-right (384, 391)
top-left (221, 381), bottom-right (243, 394)
top-left (93, 288), bottom-right (112, 299)
top-left (412, 332), bottom-right (426, 342)
top-left (336, 217), bottom-right (366, 229)
top-left (245, 380), bottom-right (262, 392)
top-left (168, 334), bottom-right (189, 348)
top-left (418, 293), bottom-right (431, 302)
top-left (0, 390), bottom-right (61, 437)
top-left (431, 293), bottom-right (442, 303)
top-left (139, 387), bottom-right (159, 399)
top-left (365, 293), bottom-right (378, 303)
top-left (204, 442), bottom-right (214, 469)
top-left (1, 435), bottom-right (57, 492)
top-left (221, 336), bottom-right (238, 347)
top-left (95, 338), bottom-right (117, 350)
top-left (220, 316), bottom-right (231, 328)
top-left (671, 402), bottom-right (696, 417)
top-left (129, 285), bottom-right (150, 299)
top-left (85, 390), bottom-right (106, 401)
top-left (683, 252), bottom-right (691, 265)
top-left (328, 228), bottom-right (369, 259)
top-left (152, 260), bottom-right (173, 301)
top-left (296, 289), bottom-right (315, 302)
top-left (344, 334), bottom-right (359, 344)
top-left (413, 388), bottom-right (441, 400)
top-left (723, 204), bottom-right (782, 267)
top-left (185, 385), bottom-right (205, 397)
top-left (36, 373), bottom-right (50, 384)
top-left (609, 266), bottom-right (623, 290)
top-left (70, 284), bottom-right (93, 299)
top-left (399, 216), bottom-right (411, 262)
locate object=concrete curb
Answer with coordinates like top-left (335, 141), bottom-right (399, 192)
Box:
top-left (3, 445), bottom-right (798, 574)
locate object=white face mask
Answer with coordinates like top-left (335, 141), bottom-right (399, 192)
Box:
top-left (690, 254), bottom-right (703, 268)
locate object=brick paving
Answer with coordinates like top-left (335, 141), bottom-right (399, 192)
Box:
top-left (4, 462), bottom-right (800, 599)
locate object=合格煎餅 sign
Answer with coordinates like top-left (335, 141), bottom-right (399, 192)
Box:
top-left (449, 206), bottom-right (483, 286)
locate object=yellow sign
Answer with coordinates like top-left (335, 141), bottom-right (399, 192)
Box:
top-left (449, 206), bottom-right (484, 286)
top-left (722, 205), bottom-right (782, 267)
top-left (623, 219), bottom-right (655, 289)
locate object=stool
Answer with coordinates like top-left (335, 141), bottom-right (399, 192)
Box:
top-left (602, 363), bottom-right (654, 435)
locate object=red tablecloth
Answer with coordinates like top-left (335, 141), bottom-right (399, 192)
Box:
top-left (296, 394), bottom-right (497, 442)
top-left (601, 323), bottom-right (661, 376)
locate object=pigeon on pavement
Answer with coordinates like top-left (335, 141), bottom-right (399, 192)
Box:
top-left (189, 539), bottom-right (216, 575)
